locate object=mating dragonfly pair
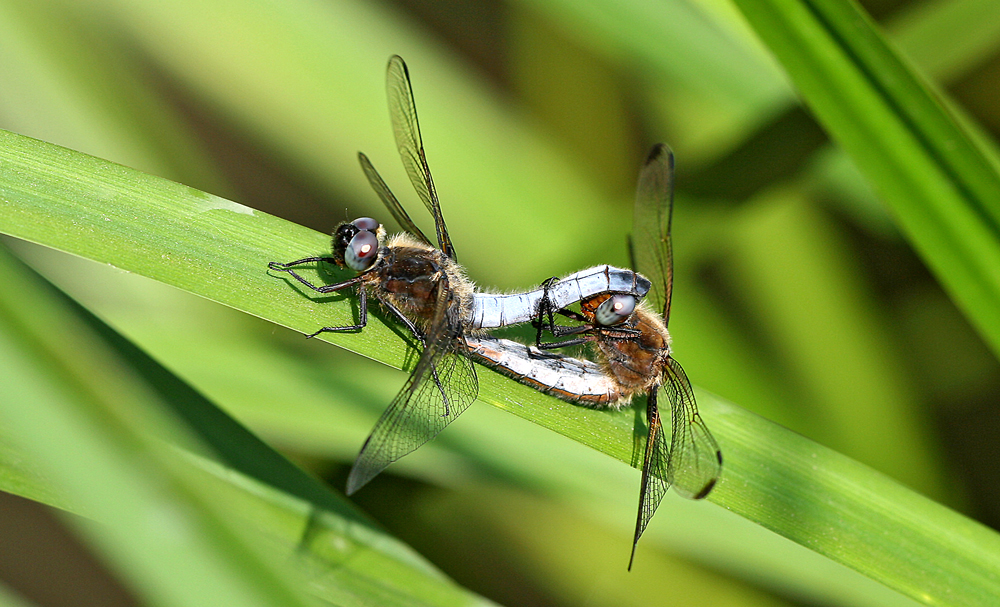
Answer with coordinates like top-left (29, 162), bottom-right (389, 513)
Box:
top-left (269, 56), bottom-right (721, 569)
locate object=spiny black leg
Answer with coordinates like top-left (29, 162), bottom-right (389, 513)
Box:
top-left (536, 336), bottom-right (591, 350)
top-left (269, 256), bottom-right (338, 268)
top-left (268, 256), bottom-right (338, 290)
top-left (533, 277), bottom-right (565, 347)
top-left (534, 317), bottom-right (593, 349)
top-left (305, 288), bottom-right (369, 338)
top-left (269, 258), bottom-right (367, 295)
top-left (380, 297), bottom-right (427, 347)
top-left (293, 269), bottom-right (365, 294)
top-left (532, 286), bottom-right (596, 349)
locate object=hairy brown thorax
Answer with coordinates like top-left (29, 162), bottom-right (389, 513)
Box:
top-left (578, 296), bottom-right (670, 394)
top-left (375, 245), bottom-right (445, 323)
top-left (362, 233), bottom-right (475, 333)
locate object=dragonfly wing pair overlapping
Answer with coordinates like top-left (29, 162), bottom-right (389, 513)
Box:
top-left (630, 145), bottom-right (721, 539)
top-left (469, 144), bottom-right (721, 569)
top-left (270, 55), bottom-right (477, 495)
top-left (346, 275), bottom-right (478, 494)
top-left (269, 55), bottom-right (651, 495)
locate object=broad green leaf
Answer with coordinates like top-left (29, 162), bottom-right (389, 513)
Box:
top-left (0, 244), bottom-right (931, 607)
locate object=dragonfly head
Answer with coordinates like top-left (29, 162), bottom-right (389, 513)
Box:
top-left (332, 217), bottom-right (385, 272)
top-left (594, 293), bottom-right (637, 327)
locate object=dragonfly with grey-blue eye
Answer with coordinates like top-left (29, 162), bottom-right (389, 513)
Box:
top-left (268, 55), bottom-right (649, 495)
top-left (467, 144), bottom-right (721, 570)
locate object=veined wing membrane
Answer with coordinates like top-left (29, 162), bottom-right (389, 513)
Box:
top-left (662, 358), bottom-right (721, 500)
top-left (630, 388), bottom-right (671, 569)
top-left (385, 55), bottom-right (456, 260)
top-left (357, 152), bottom-right (433, 246)
top-left (345, 281), bottom-right (478, 495)
top-left (632, 143), bottom-right (675, 324)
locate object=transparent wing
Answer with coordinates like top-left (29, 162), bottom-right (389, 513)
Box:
top-left (629, 387), bottom-right (671, 570)
top-left (357, 152), bottom-right (433, 246)
top-left (345, 281), bottom-right (478, 494)
top-left (386, 55), bottom-right (456, 260)
top-left (631, 143), bottom-right (675, 324)
top-left (663, 357), bottom-right (722, 500)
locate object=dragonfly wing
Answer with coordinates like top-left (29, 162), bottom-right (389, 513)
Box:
top-left (346, 277), bottom-right (478, 494)
top-left (385, 55), bottom-right (456, 259)
top-left (629, 387), bottom-right (671, 570)
top-left (632, 143), bottom-right (675, 324)
top-left (663, 357), bottom-right (722, 500)
top-left (358, 152), bottom-right (433, 246)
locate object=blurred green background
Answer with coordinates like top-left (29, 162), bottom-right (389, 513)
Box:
top-left (1, 0), bottom-right (999, 605)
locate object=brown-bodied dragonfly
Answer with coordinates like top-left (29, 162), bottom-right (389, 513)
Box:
top-left (469, 144), bottom-right (721, 569)
top-left (270, 56), bottom-right (649, 495)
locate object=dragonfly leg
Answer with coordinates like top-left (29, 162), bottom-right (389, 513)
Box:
top-left (533, 277), bottom-right (560, 342)
top-left (534, 318), bottom-right (594, 349)
top-left (269, 257), bottom-right (365, 294)
top-left (306, 287), bottom-right (369, 337)
top-left (430, 365), bottom-right (449, 417)
top-left (378, 297), bottom-right (427, 347)
top-left (533, 278), bottom-right (595, 349)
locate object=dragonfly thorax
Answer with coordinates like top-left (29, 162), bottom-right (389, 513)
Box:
top-left (593, 302), bottom-right (670, 393)
top-left (371, 235), bottom-right (473, 334)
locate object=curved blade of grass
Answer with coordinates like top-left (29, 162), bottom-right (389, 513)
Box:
top-left (729, 0), bottom-right (1000, 359)
top-left (12, 248), bottom-right (468, 581)
top-left (0, 243), bottom-right (497, 607)
top-left (0, 246), bottom-right (312, 607)
top-left (0, 435), bottom-right (491, 607)
top-left (3, 130), bottom-right (1000, 604)
top-left (4, 245), bottom-right (929, 607)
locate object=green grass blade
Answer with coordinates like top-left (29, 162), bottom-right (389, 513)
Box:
top-left (709, 391), bottom-right (1000, 606)
top-left (2, 128), bottom-right (1000, 605)
top-left (729, 0), bottom-right (1000, 359)
top-left (32, 253), bottom-right (462, 582)
top-left (0, 243), bottom-right (496, 607)
top-left (61, 280), bottom-right (369, 526)
top-left (0, 248), bottom-right (313, 607)
top-left (68, 0), bottom-right (628, 288)
top-left (6, 244), bottom-right (929, 607)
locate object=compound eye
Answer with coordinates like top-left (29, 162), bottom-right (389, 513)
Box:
top-left (345, 230), bottom-right (379, 271)
top-left (352, 217), bottom-right (380, 232)
top-left (594, 294), bottom-right (636, 326)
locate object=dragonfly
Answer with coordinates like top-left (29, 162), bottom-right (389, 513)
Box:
top-left (466, 335), bottom-right (623, 405)
top-left (471, 144), bottom-right (722, 569)
top-left (269, 55), bottom-right (649, 495)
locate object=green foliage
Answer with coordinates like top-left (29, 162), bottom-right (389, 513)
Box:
top-left (1, 0), bottom-right (1000, 606)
